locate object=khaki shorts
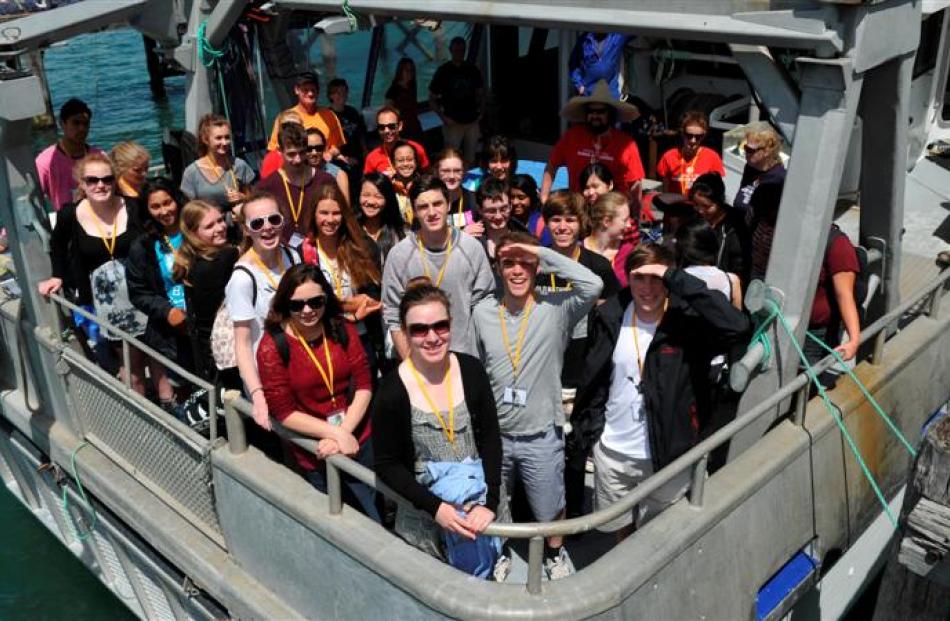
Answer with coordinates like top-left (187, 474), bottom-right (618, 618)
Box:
top-left (501, 424), bottom-right (565, 522)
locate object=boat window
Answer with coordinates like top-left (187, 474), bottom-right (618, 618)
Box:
top-left (914, 12), bottom-right (943, 80)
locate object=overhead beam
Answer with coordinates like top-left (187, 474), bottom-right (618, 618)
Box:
top-left (0, 0), bottom-right (153, 53)
top-left (729, 44), bottom-right (801, 142)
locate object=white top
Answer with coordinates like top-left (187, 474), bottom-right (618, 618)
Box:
top-left (600, 302), bottom-right (657, 459)
top-left (685, 265), bottom-right (731, 301)
top-left (224, 247), bottom-right (299, 351)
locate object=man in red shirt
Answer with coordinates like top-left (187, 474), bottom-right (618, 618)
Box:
top-left (363, 106), bottom-right (429, 177)
top-left (541, 80), bottom-right (644, 204)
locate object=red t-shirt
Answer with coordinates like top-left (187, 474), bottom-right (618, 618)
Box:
top-left (363, 140), bottom-right (430, 175)
top-left (548, 126), bottom-right (644, 191)
top-left (257, 322), bottom-right (372, 471)
top-left (810, 232), bottom-right (859, 327)
top-left (656, 146), bottom-right (725, 194)
top-left (259, 150), bottom-right (284, 180)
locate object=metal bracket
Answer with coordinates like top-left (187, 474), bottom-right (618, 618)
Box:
top-left (731, 281), bottom-right (786, 392)
top-left (865, 235), bottom-right (887, 303)
top-left (744, 280), bottom-right (786, 315)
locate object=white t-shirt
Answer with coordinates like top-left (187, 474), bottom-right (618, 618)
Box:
top-left (224, 247), bottom-right (299, 351)
top-left (685, 265), bottom-right (731, 368)
top-left (600, 302), bottom-right (657, 459)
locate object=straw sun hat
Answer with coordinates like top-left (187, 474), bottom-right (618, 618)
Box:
top-left (560, 80), bottom-right (640, 123)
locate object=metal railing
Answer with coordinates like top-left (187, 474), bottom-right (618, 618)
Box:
top-left (214, 266), bottom-right (949, 595)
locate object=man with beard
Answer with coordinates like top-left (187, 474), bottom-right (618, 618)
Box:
top-left (540, 80), bottom-right (644, 204)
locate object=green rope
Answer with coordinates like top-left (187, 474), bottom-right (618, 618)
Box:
top-left (341, 0), bottom-right (359, 32)
top-left (764, 299), bottom-right (899, 528)
top-left (196, 20), bottom-right (232, 151)
top-left (61, 442), bottom-right (98, 541)
top-left (805, 330), bottom-right (917, 459)
top-left (747, 303), bottom-right (780, 370)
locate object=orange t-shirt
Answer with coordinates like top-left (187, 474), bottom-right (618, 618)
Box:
top-left (267, 104), bottom-right (347, 151)
top-left (656, 145), bottom-right (724, 194)
top-left (547, 126), bottom-right (644, 191)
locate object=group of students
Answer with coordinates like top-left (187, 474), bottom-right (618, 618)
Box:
top-left (32, 64), bottom-right (864, 583)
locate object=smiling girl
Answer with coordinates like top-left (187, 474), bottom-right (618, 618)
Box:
top-left (180, 114), bottom-right (256, 212)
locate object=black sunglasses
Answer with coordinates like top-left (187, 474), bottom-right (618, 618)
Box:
top-left (82, 174), bottom-right (115, 186)
top-left (288, 295), bottom-right (327, 313)
top-left (378, 122), bottom-right (399, 131)
top-left (407, 319), bottom-right (451, 338)
top-left (247, 213), bottom-right (284, 232)
top-left (306, 144), bottom-right (326, 153)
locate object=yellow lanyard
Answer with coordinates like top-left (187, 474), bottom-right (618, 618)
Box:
top-left (205, 155), bottom-right (238, 190)
top-left (316, 240), bottom-right (344, 298)
top-left (278, 169), bottom-right (306, 226)
top-left (549, 246), bottom-right (581, 292)
top-left (417, 232), bottom-right (454, 287)
top-left (85, 202), bottom-right (119, 258)
top-left (290, 325), bottom-right (338, 410)
top-left (498, 296), bottom-right (534, 380)
top-left (631, 301), bottom-right (666, 375)
top-left (248, 248), bottom-right (285, 290)
top-left (678, 149), bottom-right (701, 195)
top-left (407, 357), bottom-right (455, 446)
top-left (455, 196), bottom-right (464, 216)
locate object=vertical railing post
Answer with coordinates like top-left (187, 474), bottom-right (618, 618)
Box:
top-left (791, 384), bottom-right (808, 426)
top-left (689, 455), bottom-right (708, 508)
top-left (526, 535), bottom-right (544, 594)
top-left (926, 287), bottom-right (942, 319)
top-left (207, 385), bottom-right (218, 443)
top-left (121, 339), bottom-right (132, 389)
top-left (221, 390), bottom-right (247, 454)
top-left (327, 458), bottom-right (343, 515)
top-left (870, 328), bottom-right (886, 366)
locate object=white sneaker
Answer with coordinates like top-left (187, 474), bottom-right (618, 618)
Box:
top-left (544, 547), bottom-right (576, 580)
top-left (492, 554), bottom-right (512, 582)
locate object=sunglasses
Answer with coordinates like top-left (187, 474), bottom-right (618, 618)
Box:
top-left (744, 144), bottom-right (764, 154)
top-left (247, 212), bottom-right (284, 232)
top-left (83, 175), bottom-right (115, 186)
top-left (407, 319), bottom-right (451, 339)
top-left (306, 145), bottom-right (326, 153)
top-left (288, 295), bottom-right (327, 313)
top-left (684, 132), bottom-right (706, 142)
top-left (378, 123), bottom-right (399, 131)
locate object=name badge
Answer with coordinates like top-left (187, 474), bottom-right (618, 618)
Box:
top-left (289, 231), bottom-right (305, 248)
top-left (326, 410), bottom-right (345, 426)
top-left (502, 385), bottom-right (528, 407)
top-left (451, 212), bottom-right (467, 229)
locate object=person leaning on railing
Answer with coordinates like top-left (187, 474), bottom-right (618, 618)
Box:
top-left (257, 264), bottom-right (380, 523)
top-left (571, 243), bottom-right (750, 541)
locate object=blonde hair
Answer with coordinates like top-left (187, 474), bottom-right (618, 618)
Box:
top-left (590, 191), bottom-right (629, 230)
top-left (110, 141), bottom-right (149, 182)
top-left (196, 113), bottom-right (231, 157)
top-left (744, 122), bottom-right (783, 166)
top-left (72, 152), bottom-right (115, 198)
top-left (276, 109), bottom-right (304, 127)
top-left (172, 200), bottom-right (228, 283)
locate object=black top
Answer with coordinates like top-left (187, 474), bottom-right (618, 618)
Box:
top-left (50, 200), bottom-right (141, 305)
top-left (734, 163), bottom-right (786, 214)
top-left (334, 104), bottom-right (368, 162)
top-left (184, 246), bottom-right (240, 380)
top-left (126, 233), bottom-right (187, 362)
top-left (429, 61), bottom-right (484, 124)
top-left (372, 353), bottom-right (503, 517)
top-left (713, 207), bottom-right (752, 287)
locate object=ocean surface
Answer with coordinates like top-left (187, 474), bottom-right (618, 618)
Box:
top-left (3, 22), bottom-right (465, 619)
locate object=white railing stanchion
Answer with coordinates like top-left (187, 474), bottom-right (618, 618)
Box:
top-left (222, 390), bottom-right (247, 454)
top-left (689, 454), bottom-right (708, 508)
top-left (526, 536), bottom-right (544, 595)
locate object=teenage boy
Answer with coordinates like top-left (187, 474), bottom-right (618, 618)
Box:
top-left (381, 175), bottom-right (493, 358)
top-left (35, 98), bottom-right (103, 211)
top-left (364, 106), bottom-right (430, 176)
top-left (473, 231), bottom-right (602, 580)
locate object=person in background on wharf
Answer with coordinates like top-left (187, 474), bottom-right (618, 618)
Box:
top-left (372, 281), bottom-right (505, 564)
top-left (541, 80), bottom-right (643, 204)
top-left (573, 244), bottom-right (750, 541)
top-left (381, 176), bottom-right (494, 361)
top-left (256, 123), bottom-right (334, 246)
top-left (326, 78), bottom-right (368, 171)
top-left (364, 106), bottom-right (430, 176)
top-left (539, 190), bottom-right (619, 518)
top-left (429, 36), bottom-right (485, 165)
top-left (655, 110), bottom-right (724, 195)
top-left (473, 232), bottom-right (603, 580)
top-left (357, 172), bottom-right (406, 266)
top-left (385, 57), bottom-right (424, 143)
top-left (689, 172), bottom-right (751, 288)
top-left (267, 71), bottom-right (346, 159)
top-left (257, 264), bottom-right (380, 522)
top-left (35, 98), bottom-right (103, 212)
top-left (480, 135), bottom-right (517, 183)
top-left (306, 127), bottom-right (350, 205)
top-left (434, 148), bottom-right (477, 230)
top-left (180, 114), bottom-right (255, 214)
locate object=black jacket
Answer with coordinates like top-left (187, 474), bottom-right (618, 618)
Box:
top-left (571, 268), bottom-right (751, 470)
top-left (713, 207), bottom-right (752, 288)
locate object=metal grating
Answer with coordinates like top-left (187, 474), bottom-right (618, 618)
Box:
top-left (133, 564), bottom-right (176, 621)
top-left (63, 354), bottom-right (222, 540)
top-left (93, 530), bottom-right (140, 607)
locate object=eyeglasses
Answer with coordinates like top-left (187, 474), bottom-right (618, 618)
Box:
top-left (246, 213), bottom-right (284, 232)
top-left (306, 145), bottom-right (326, 153)
top-left (684, 132), bottom-right (706, 142)
top-left (378, 123), bottom-right (399, 132)
top-left (480, 205), bottom-right (511, 217)
top-left (288, 295), bottom-right (327, 313)
top-left (82, 175), bottom-right (115, 186)
top-left (406, 319), bottom-right (451, 338)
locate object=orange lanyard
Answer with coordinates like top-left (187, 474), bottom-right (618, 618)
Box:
top-left (278, 170), bottom-right (305, 226)
top-left (290, 325), bottom-right (338, 410)
top-left (549, 246), bottom-right (581, 292)
top-left (205, 155), bottom-right (237, 190)
top-left (85, 202), bottom-right (119, 258)
top-left (498, 297), bottom-right (534, 380)
top-left (316, 240), bottom-right (344, 298)
top-left (417, 232), bottom-right (454, 287)
top-left (248, 248), bottom-right (285, 290)
top-left (407, 357), bottom-right (455, 446)
top-left (678, 148), bottom-right (701, 195)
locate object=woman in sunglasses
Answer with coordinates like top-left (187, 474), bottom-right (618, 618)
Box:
top-left (373, 279), bottom-right (504, 560)
top-left (180, 114), bottom-right (255, 212)
top-left (733, 122), bottom-right (785, 216)
top-left (300, 183), bottom-right (384, 376)
top-left (225, 190), bottom-right (300, 431)
top-left (305, 127), bottom-right (350, 204)
top-left (656, 110), bottom-right (724, 195)
top-left (172, 199), bottom-right (240, 387)
top-left (37, 152), bottom-right (148, 392)
top-left (257, 264), bottom-right (379, 521)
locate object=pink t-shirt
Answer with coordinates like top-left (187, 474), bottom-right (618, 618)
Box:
top-left (35, 143), bottom-right (103, 211)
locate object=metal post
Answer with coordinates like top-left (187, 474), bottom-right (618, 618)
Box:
top-left (927, 287), bottom-right (942, 318)
top-left (791, 385), bottom-right (808, 426)
top-left (121, 340), bottom-right (132, 389)
top-left (221, 390), bottom-right (247, 454)
top-left (870, 329), bottom-right (886, 366)
top-left (207, 384), bottom-right (217, 444)
top-left (526, 535), bottom-right (544, 595)
top-left (689, 455), bottom-right (708, 508)
top-left (327, 459), bottom-right (343, 515)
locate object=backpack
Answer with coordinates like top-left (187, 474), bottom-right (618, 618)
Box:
top-left (210, 265), bottom-right (256, 371)
top-left (824, 224), bottom-right (870, 319)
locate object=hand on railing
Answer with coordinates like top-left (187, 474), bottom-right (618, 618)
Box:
top-left (316, 438), bottom-right (340, 460)
top-left (37, 277), bottom-right (62, 296)
top-left (250, 391), bottom-right (272, 430)
top-left (466, 505), bottom-right (496, 535)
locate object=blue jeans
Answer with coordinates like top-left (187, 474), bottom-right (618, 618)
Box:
top-left (305, 439), bottom-right (381, 523)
